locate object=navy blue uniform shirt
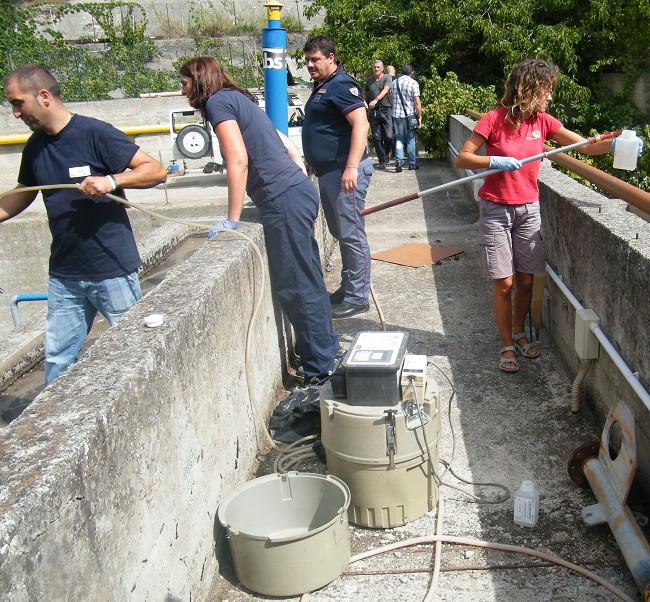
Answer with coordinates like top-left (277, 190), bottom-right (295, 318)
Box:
top-left (302, 64), bottom-right (367, 175)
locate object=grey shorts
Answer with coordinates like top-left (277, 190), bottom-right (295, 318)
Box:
top-left (478, 199), bottom-right (545, 279)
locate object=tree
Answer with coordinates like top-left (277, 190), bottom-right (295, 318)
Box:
top-left (305, 0), bottom-right (649, 187)
top-left (304, 0), bottom-right (649, 89)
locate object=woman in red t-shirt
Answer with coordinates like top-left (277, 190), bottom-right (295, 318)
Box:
top-left (456, 59), bottom-right (615, 373)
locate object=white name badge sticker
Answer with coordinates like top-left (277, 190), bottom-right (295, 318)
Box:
top-left (69, 165), bottom-right (91, 178)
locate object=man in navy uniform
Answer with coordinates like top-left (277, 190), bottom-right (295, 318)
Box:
top-left (302, 36), bottom-right (374, 319)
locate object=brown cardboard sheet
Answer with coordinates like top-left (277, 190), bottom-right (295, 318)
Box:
top-left (371, 243), bottom-right (463, 268)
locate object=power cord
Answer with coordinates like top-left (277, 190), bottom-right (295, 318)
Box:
top-left (427, 359), bottom-right (511, 504)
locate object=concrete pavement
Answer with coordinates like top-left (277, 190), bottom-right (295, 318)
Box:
top-left (212, 158), bottom-right (645, 601)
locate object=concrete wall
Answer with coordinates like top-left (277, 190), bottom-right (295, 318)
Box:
top-left (0, 222), bottom-right (292, 601)
top-left (600, 73), bottom-right (650, 115)
top-left (0, 209), bottom-right (210, 388)
top-left (450, 115), bottom-right (650, 489)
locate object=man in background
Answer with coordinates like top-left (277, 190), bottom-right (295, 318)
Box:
top-left (363, 60), bottom-right (393, 169)
top-left (390, 64), bottom-right (422, 172)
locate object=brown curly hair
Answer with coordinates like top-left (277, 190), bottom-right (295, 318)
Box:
top-left (500, 59), bottom-right (559, 128)
top-left (179, 56), bottom-right (255, 117)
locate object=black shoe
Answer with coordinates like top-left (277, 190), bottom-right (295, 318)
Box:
top-left (331, 301), bottom-right (370, 319)
top-left (395, 162), bottom-right (402, 173)
top-left (408, 164), bottom-right (420, 170)
top-left (329, 287), bottom-right (345, 305)
top-left (377, 163), bottom-right (386, 169)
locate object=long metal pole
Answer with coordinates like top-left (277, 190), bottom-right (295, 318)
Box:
top-left (360, 130), bottom-right (621, 216)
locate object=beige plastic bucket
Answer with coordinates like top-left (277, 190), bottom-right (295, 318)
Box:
top-left (217, 472), bottom-right (351, 596)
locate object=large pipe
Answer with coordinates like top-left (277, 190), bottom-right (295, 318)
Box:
top-left (0, 124), bottom-right (169, 146)
top-left (580, 403), bottom-right (650, 601)
top-left (262, 1), bottom-right (288, 134)
top-left (360, 130), bottom-right (621, 216)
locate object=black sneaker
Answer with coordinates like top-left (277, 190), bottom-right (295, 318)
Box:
top-left (377, 163), bottom-right (386, 169)
top-left (408, 164), bottom-right (420, 170)
top-left (331, 301), bottom-right (370, 319)
top-left (395, 162), bottom-right (402, 173)
top-left (328, 287), bottom-right (345, 305)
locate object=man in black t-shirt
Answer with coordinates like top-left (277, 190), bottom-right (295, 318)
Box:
top-left (2, 64), bottom-right (167, 385)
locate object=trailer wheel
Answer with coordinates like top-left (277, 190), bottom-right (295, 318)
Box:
top-left (176, 125), bottom-right (211, 159)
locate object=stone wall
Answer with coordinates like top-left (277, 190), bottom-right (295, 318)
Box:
top-left (0, 222), bottom-right (291, 601)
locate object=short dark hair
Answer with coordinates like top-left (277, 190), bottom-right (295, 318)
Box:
top-left (5, 64), bottom-right (61, 98)
top-left (402, 64), bottom-right (414, 76)
top-left (304, 35), bottom-right (335, 57)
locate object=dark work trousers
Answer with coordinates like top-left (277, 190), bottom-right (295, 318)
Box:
top-left (317, 157), bottom-right (374, 305)
top-left (258, 178), bottom-right (339, 381)
top-left (369, 107), bottom-right (393, 164)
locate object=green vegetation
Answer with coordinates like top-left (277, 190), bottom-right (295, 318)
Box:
top-left (0, 1), bottom-right (304, 100)
top-left (1, 1), bottom-right (177, 100)
top-left (305, 0), bottom-right (649, 190)
top-left (1, 0), bottom-right (648, 190)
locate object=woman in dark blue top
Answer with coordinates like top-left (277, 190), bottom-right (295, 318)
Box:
top-left (179, 57), bottom-right (339, 384)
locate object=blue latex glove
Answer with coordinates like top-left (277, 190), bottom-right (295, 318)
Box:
top-left (208, 218), bottom-right (238, 239)
top-left (488, 156), bottom-right (523, 171)
top-left (611, 138), bottom-right (644, 157)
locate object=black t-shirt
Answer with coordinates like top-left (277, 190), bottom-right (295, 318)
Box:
top-left (302, 65), bottom-right (368, 175)
top-left (19, 114), bottom-right (142, 280)
top-left (205, 89), bottom-right (305, 206)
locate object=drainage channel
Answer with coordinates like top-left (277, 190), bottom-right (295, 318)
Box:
top-left (0, 235), bottom-right (206, 426)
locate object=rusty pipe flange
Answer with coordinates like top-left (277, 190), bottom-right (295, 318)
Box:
top-left (567, 441), bottom-right (600, 488)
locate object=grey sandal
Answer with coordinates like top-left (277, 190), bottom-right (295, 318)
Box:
top-left (499, 346), bottom-right (519, 373)
top-left (513, 332), bottom-right (540, 359)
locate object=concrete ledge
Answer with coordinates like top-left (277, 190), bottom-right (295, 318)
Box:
top-left (0, 223), bottom-right (284, 600)
top-left (0, 205), bottom-right (224, 387)
top-left (450, 114), bottom-right (650, 492)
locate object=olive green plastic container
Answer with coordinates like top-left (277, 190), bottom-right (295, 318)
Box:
top-left (321, 376), bottom-right (440, 528)
top-left (217, 472), bottom-right (351, 596)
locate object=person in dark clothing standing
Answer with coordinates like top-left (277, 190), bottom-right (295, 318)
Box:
top-left (363, 60), bottom-right (393, 169)
top-left (179, 56), bottom-right (339, 386)
top-left (302, 36), bottom-right (374, 320)
top-left (2, 64), bottom-right (167, 386)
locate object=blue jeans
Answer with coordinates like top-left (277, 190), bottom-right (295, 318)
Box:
top-left (393, 117), bottom-right (417, 166)
top-left (258, 179), bottom-right (339, 381)
top-left (317, 157), bottom-right (374, 305)
top-left (45, 272), bottom-right (142, 385)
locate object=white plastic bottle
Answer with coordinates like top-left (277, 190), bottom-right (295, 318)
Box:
top-left (613, 130), bottom-right (642, 171)
top-left (513, 480), bottom-right (539, 528)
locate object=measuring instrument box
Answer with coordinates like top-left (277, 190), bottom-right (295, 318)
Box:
top-left (340, 331), bottom-right (409, 406)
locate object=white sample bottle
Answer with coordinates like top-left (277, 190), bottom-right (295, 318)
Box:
top-left (514, 480), bottom-right (540, 527)
top-left (613, 130), bottom-right (642, 171)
